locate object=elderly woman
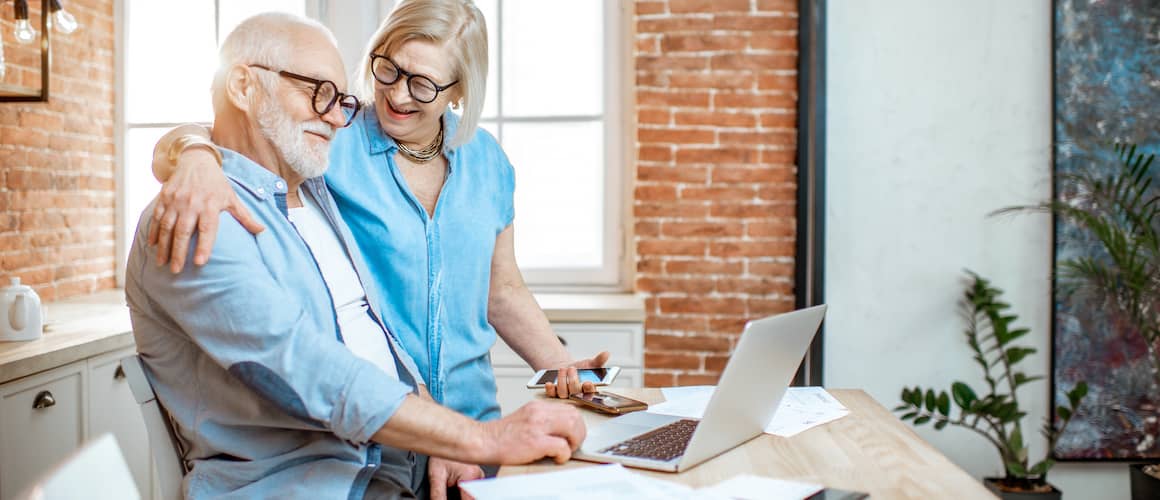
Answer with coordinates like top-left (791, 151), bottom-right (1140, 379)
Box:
top-left (150, 0), bottom-right (607, 433)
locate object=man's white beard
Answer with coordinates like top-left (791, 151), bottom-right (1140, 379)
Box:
top-left (256, 97), bottom-right (333, 179)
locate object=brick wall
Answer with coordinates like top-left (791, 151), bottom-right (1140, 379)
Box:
top-left (634, 0), bottom-right (798, 385)
top-left (0, 0), bottom-right (116, 301)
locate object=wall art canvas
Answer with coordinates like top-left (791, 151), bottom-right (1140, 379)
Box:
top-left (1052, 0), bottom-right (1160, 460)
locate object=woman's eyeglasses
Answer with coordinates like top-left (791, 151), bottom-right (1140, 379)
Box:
top-left (250, 64), bottom-right (360, 128)
top-left (369, 55), bottom-right (458, 104)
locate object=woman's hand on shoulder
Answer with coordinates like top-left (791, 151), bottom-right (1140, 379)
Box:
top-left (148, 149), bottom-right (264, 273)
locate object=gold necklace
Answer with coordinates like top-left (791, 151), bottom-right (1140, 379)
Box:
top-left (395, 122), bottom-right (443, 164)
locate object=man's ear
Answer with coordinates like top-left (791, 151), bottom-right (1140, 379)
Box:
top-left (224, 65), bottom-right (259, 113)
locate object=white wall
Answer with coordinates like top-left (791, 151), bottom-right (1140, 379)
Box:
top-left (825, 1), bottom-right (1128, 498)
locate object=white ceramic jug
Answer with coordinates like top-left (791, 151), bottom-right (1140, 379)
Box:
top-left (1, 277), bottom-right (42, 342)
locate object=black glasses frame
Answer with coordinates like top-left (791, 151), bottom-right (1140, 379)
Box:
top-left (249, 64), bottom-right (360, 127)
top-left (369, 55), bottom-right (459, 104)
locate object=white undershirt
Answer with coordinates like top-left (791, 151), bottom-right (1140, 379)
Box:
top-left (288, 189), bottom-right (398, 380)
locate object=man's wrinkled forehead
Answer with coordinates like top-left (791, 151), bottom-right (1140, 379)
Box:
top-left (282, 26), bottom-right (347, 88)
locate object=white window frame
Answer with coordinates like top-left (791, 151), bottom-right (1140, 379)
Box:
top-left (483, 0), bottom-right (632, 290)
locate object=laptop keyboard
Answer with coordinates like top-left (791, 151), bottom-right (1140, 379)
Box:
top-left (600, 418), bottom-right (699, 462)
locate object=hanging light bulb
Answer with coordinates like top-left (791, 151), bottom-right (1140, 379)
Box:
top-left (49, 0), bottom-right (78, 35)
top-left (13, 0), bottom-right (39, 45)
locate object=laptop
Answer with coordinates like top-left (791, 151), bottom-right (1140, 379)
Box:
top-left (573, 304), bottom-right (827, 472)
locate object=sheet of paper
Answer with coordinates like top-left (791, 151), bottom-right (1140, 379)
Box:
top-left (698, 474), bottom-right (824, 500)
top-left (648, 386), bottom-right (850, 437)
top-left (660, 385), bottom-right (715, 401)
top-left (459, 463), bottom-right (703, 500)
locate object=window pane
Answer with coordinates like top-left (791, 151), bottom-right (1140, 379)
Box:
top-left (126, 0), bottom-right (216, 124)
top-left (504, 121), bottom-right (604, 269)
top-left (123, 128), bottom-right (169, 248)
top-left (479, 120), bottom-right (499, 139)
top-left (501, 0), bottom-right (603, 117)
top-left (218, 2), bottom-right (307, 45)
top-left (475, 0), bottom-right (499, 119)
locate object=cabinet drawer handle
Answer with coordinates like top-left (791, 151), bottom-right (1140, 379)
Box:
top-left (114, 364), bottom-right (126, 380)
top-left (32, 391), bottom-right (56, 409)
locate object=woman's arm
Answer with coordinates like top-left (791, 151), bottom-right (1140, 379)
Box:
top-left (488, 225), bottom-right (609, 398)
top-left (149, 124), bottom-right (264, 273)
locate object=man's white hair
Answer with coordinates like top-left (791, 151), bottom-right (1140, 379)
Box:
top-left (211, 12), bottom-right (338, 112)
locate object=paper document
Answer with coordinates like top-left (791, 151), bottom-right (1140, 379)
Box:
top-left (700, 474), bottom-right (824, 500)
top-left (459, 463), bottom-right (700, 500)
top-left (649, 386), bottom-right (850, 437)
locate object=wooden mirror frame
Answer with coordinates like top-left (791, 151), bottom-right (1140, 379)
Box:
top-left (0, 0), bottom-right (51, 102)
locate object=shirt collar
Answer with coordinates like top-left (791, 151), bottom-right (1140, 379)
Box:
top-left (361, 106), bottom-right (461, 159)
top-left (220, 148), bottom-right (290, 201)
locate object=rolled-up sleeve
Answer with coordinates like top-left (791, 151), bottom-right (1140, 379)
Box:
top-left (136, 212), bottom-right (409, 444)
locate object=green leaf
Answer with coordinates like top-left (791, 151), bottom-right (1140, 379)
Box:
top-left (914, 415), bottom-right (932, 425)
top-left (998, 402), bottom-right (1019, 422)
top-left (1069, 381), bottom-right (1089, 407)
top-left (909, 386), bottom-right (924, 407)
top-left (1029, 459), bottom-right (1055, 476)
top-left (925, 389), bottom-right (937, 412)
top-left (1005, 460), bottom-right (1028, 477)
top-left (892, 404), bottom-right (909, 412)
top-left (937, 392), bottom-right (951, 416)
top-left (900, 412), bottom-right (918, 421)
top-left (1006, 327), bottom-right (1031, 342)
top-left (951, 382), bottom-right (977, 409)
top-left (934, 419), bottom-right (949, 430)
top-left (1013, 372), bottom-right (1044, 388)
top-left (1010, 428), bottom-right (1024, 453)
top-left (1005, 347), bottom-right (1036, 365)
top-left (1057, 406), bottom-right (1072, 421)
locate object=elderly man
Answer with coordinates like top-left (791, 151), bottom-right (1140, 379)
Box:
top-left (125, 12), bottom-right (584, 500)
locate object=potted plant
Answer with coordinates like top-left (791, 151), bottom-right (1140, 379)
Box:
top-left (894, 271), bottom-right (1088, 499)
top-left (1001, 143), bottom-right (1160, 499)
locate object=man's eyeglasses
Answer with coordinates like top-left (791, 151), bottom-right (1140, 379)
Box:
top-left (369, 55), bottom-right (458, 104)
top-left (249, 64), bottom-right (360, 128)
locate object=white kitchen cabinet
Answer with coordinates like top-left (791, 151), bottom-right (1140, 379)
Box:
top-left (491, 322), bottom-right (644, 415)
top-left (0, 362), bottom-right (86, 499)
top-left (87, 348), bottom-right (152, 498)
top-left (0, 350), bottom-right (157, 500)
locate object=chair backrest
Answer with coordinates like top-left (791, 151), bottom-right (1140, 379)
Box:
top-left (17, 434), bottom-right (140, 500)
top-left (121, 354), bottom-right (187, 500)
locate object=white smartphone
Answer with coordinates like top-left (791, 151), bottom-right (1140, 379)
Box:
top-left (525, 367), bottom-right (620, 389)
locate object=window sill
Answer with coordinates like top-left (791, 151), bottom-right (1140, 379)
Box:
top-left (534, 292), bottom-right (645, 323)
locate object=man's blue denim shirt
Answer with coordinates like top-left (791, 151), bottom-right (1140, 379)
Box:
top-left (126, 149), bottom-right (426, 499)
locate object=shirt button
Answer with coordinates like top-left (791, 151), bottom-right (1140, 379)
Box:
top-left (257, 187), bottom-right (266, 196)
top-left (364, 464), bottom-right (377, 470)
top-left (275, 181), bottom-right (285, 190)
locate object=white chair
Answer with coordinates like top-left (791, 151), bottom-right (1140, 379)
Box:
top-left (16, 434), bottom-right (140, 500)
top-left (121, 354), bottom-right (188, 500)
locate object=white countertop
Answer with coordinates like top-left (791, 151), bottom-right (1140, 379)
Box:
top-left (0, 290), bottom-right (133, 385)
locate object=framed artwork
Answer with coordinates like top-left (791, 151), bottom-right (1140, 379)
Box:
top-left (1052, 0), bottom-right (1160, 460)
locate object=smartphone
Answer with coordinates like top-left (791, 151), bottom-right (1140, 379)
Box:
top-left (569, 391), bottom-right (648, 415)
top-left (525, 367), bottom-right (620, 389)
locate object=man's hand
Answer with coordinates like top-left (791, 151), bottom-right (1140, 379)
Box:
top-left (477, 400), bottom-right (586, 464)
top-left (427, 457), bottom-right (484, 500)
top-left (148, 148), bottom-right (264, 273)
top-left (544, 351), bottom-right (611, 399)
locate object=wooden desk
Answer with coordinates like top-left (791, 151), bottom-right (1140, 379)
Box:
top-left (500, 388), bottom-right (996, 500)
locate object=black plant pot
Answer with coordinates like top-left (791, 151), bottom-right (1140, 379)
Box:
top-left (1130, 463), bottom-right (1160, 500)
top-left (983, 478), bottom-right (1062, 500)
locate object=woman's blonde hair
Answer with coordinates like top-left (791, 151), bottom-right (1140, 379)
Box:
top-left (355, 0), bottom-right (488, 147)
